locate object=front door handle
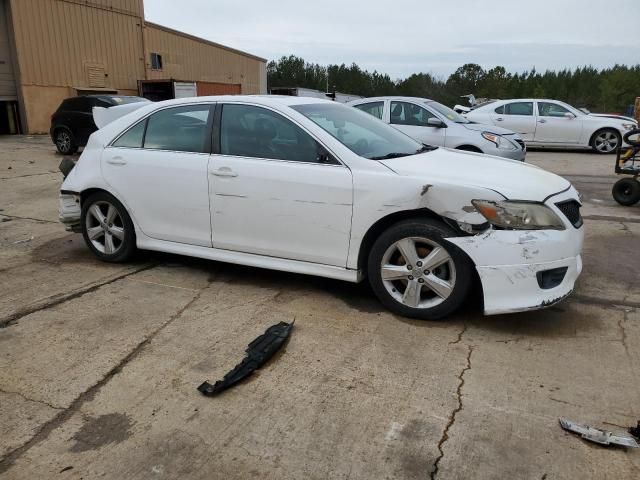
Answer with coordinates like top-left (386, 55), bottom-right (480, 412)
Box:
top-left (496, 117), bottom-right (504, 122)
top-left (538, 119), bottom-right (547, 124)
top-left (107, 156), bottom-right (127, 166)
top-left (211, 167), bottom-right (238, 177)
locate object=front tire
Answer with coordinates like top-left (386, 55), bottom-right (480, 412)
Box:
top-left (81, 192), bottom-right (136, 262)
top-left (367, 219), bottom-right (473, 320)
top-left (591, 129), bottom-right (621, 154)
top-left (612, 178), bottom-right (640, 206)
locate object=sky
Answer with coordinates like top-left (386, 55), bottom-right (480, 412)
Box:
top-left (144, 0), bottom-right (639, 80)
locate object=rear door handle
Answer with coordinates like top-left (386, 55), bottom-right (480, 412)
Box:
top-left (211, 167), bottom-right (238, 177)
top-left (107, 156), bottom-right (127, 165)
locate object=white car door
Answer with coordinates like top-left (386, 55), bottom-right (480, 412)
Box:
top-left (388, 100), bottom-right (446, 147)
top-left (209, 103), bottom-right (353, 267)
top-left (534, 101), bottom-right (583, 144)
top-left (490, 101), bottom-right (537, 141)
top-left (102, 104), bottom-right (214, 247)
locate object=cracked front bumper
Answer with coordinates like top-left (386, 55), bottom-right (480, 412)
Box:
top-left (447, 189), bottom-right (584, 315)
top-left (59, 192), bottom-right (82, 232)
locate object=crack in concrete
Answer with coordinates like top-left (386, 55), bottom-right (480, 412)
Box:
top-left (448, 323), bottom-right (467, 345)
top-left (0, 214), bottom-right (58, 224)
top-left (570, 294), bottom-right (640, 311)
top-left (582, 214), bottom-right (640, 225)
top-left (618, 311), bottom-right (631, 360)
top-left (0, 264), bottom-right (156, 328)
top-left (431, 343), bottom-right (474, 480)
top-left (0, 171), bottom-right (58, 180)
top-left (0, 278), bottom-right (210, 474)
top-left (0, 388), bottom-right (65, 411)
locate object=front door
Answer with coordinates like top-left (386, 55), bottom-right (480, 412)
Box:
top-left (389, 101), bottom-right (446, 147)
top-left (209, 103), bottom-right (353, 267)
top-left (534, 101), bottom-right (583, 144)
top-left (102, 104), bottom-right (214, 247)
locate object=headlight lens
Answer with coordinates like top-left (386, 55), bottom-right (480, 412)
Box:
top-left (622, 123), bottom-right (637, 131)
top-left (471, 200), bottom-right (566, 230)
top-left (482, 132), bottom-right (517, 150)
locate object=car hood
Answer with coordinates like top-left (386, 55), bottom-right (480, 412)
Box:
top-left (380, 148), bottom-right (570, 201)
top-left (461, 122), bottom-right (518, 136)
top-left (588, 113), bottom-right (637, 124)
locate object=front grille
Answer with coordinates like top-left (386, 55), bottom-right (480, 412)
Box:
top-left (515, 139), bottom-right (526, 150)
top-left (555, 200), bottom-right (583, 228)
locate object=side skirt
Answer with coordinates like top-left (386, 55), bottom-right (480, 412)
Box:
top-left (137, 236), bottom-right (362, 283)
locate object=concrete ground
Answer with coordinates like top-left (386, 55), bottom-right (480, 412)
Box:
top-left (0, 136), bottom-right (639, 479)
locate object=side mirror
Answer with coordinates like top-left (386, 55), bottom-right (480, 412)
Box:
top-left (427, 118), bottom-right (447, 128)
top-left (564, 112), bottom-right (576, 119)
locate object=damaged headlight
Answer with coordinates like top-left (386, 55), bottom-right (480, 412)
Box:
top-left (481, 132), bottom-right (517, 150)
top-left (471, 200), bottom-right (566, 230)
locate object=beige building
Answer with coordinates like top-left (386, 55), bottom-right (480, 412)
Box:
top-left (0, 0), bottom-right (267, 134)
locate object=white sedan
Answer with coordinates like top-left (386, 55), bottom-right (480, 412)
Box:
top-left (465, 98), bottom-right (638, 154)
top-left (59, 96), bottom-right (584, 319)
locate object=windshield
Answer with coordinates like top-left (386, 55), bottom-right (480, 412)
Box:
top-left (107, 96), bottom-right (150, 105)
top-left (292, 103), bottom-right (430, 160)
top-left (427, 101), bottom-right (469, 123)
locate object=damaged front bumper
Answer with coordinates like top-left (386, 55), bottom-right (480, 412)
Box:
top-left (447, 190), bottom-right (584, 315)
top-left (59, 191), bottom-right (82, 233)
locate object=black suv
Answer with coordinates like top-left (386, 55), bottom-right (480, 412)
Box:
top-left (50, 95), bottom-right (148, 154)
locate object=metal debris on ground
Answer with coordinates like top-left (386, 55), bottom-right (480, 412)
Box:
top-left (198, 320), bottom-right (294, 397)
top-left (559, 418), bottom-right (639, 448)
top-left (629, 422), bottom-right (640, 440)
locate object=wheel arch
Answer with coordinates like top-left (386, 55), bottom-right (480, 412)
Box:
top-left (589, 126), bottom-right (621, 146)
top-left (455, 144), bottom-right (483, 153)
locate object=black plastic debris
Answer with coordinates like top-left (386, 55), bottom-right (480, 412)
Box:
top-left (59, 157), bottom-right (76, 178)
top-left (198, 320), bottom-right (294, 396)
top-left (629, 422), bottom-right (640, 440)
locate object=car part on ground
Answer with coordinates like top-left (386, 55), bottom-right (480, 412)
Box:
top-left (58, 157), bottom-right (76, 179)
top-left (612, 134), bottom-right (640, 206)
top-left (612, 178), bottom-right (640, 206)
top-left (198, 321), bottom-right (294, 396)
top-left (559, 418), bottom-right (639, 448)
top-left (629, 422), bottom-right (640, 440)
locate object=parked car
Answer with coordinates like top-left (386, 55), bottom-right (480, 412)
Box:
top-left (59, 96), bottom-right (583, 320)
top-left (50, 95), bottom-right (149, 154)
top-left (348, 96), bottom-right (526, 161)
top-left (465, 99), bottom-right (638, 154)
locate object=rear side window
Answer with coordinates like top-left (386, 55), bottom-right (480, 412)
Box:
top-left (220, 104), bottom-right (320, 163)
top-left (504, 102), bottom-right (533, 116)
top-left (113, 121), bottom-right (146, 148)
top-left (143, 105), bottom-right (211, 153)
top-left (494, 105), bottom-right (504, 114)
top-left (354, 101), bottom-right (384, 120)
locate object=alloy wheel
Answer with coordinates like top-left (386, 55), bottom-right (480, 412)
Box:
top-left (380, 237), bottom-right (456, 309)
top-left (594, 131), bottom-right (619, 153)
top-left (84, 201), bottom-right (125, 255)
top-left (56, 131), bottom-right (71, 153)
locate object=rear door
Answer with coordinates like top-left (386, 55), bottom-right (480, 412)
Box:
top-left (490, 102), bottom-right (537, 141)
top-left (389, 101), bottom-right (445, 147)
top-left (534, 101), bottom-right (583, 143)
top-left (208, 103), bottom-right (353, 267)
top-left (102, 104), bottom-right (214, 247)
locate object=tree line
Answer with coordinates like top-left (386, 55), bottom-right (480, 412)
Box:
top-left (267, 56), bottom-right (640, 113)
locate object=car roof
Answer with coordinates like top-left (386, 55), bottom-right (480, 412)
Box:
top-left (349, 96), bottom-right (435, 104)
top-left (141, 94), bottom-right (339, 109)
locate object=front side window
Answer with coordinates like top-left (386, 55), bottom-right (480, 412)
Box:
top-left (144, 105), bottom-right (211, 153)
top-left (354, 101), bottom-right (385, 120)
top-left (504, 102), bottom-right (534, 116)
top-left (390, 102), bottom-right (436, 127)
top-left (426, 101), bottom-right (469, 123)
top-left (292, 103), bottom-right (426, 160)
top-left (113, 120), bottom-right (146, 148)
top-left (220, 104), bottom-right (321, 163)
top-left (538, 102), bottom-right (571, 117)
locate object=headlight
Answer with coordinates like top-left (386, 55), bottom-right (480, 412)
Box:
top-left (482, 132), bottom-right (517, 150)
top-left (471, 200), bottom-right (566, 230)
top-left (622, 123), bottom-right (637, 131)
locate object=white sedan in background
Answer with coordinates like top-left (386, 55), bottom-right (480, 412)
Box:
top-left (59, 96), bottom-right (583, 320)
top-left (466, 98), bottom-right (638, 154)
top-left (348, 96), bottom-right (526, 161)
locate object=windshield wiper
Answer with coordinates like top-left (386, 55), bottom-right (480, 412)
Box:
top-left (417, 144), bottom-right (438, 153)
top-left (370, 152), bottom-right (412, 160)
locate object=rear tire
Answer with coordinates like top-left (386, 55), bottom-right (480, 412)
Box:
top-left (54, 128), bottom-right (78, 155)
top-left (612, 178), bottom-right (640, 206)
top-left (591, 128), bottom-right (621, 154)
top-left (367, 219), bottom-right (473, 320)
top-left (81, 192), bottom-right (136, 262)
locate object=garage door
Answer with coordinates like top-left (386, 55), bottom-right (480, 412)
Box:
top-left (0, 0), bottom-right (17, 100)
top-left (196, 82), bottom-right (241, 96)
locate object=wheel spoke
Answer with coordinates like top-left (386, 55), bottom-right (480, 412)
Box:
top-left (381, 264), bottom-right (410, 280)
top-left (396, 238), bottom-right (419, 267)
top-left (89, 204), bottom-right (105, 224)
top-left (109, 225), bottom-right (125, 240)
top-left (87, 226), bottom-right (104, 240)
top-left (104, 233), bottom-right (115, 254)
top-left (422, 247), bottom-right (450, 271)
top-left (423, 274), bottom-right (453, 299)
top-left (105, 205), bottom-right (117, 224)
top-left (402, 281), bottom-right (422, 307)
